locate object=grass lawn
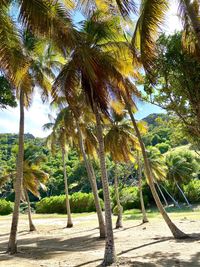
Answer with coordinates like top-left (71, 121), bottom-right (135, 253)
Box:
top-left (124, 205), bottom-right (200, 220)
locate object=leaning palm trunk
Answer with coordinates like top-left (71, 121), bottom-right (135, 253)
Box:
top-left (114, 167), bottom-right (123, 228)
top-left (174, 179), bottom-right (191, 207)
top-left (125, 99), bottom-right (188, 239)
top-left (76, 120), bottom-right (106, 238)
top-left (62, 148), bottom-right (73, 228)
top-left (88, 159), bottom-right (106, 237)
top-left (7, 90), bottom-right (25, 254)
top-left (156, 183), bottom-right (169, 207)
top-left (94, 104), bottom-right (116, 265)
top-left (183, 0), bottom-right (200, 49)
top-left (137, 154), bottom-right (148, 223)
top-left (160, 184), bottom-right (180, 208)
top-left (24, 189), bottom-right (36, 231)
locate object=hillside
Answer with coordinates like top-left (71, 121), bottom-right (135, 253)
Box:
top-left (0, 113), bottom-right (198, 200)
top-left (142, 113), bottom-right (168, 128)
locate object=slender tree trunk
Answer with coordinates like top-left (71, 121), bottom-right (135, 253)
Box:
top-left (174, 179), bottom-right (191, 207)
top-left (88, 159), bottom-right (106, 237)
top-left (160, 184), bottom-right (180, 208)
top-left (183, 0), bottom-right (200, 49)
top-left (76, 119), bottom-right (106, 238)
top-left (114, 165), bottom-right (123, 229)
top-left (62, 148), bottom-right (73, 228)
top-left (7, 90), bottom-right (25, 254)
top-left (156, 183), bottom-right (169, 207)
top-left (24, 189), bottom-right (36, 231)
top-left (94, 104), bottom-right (116, 266)
top-left (137, 154), bottom-right (148, 223)
top-left (125, 98), bottom-right (188, 239)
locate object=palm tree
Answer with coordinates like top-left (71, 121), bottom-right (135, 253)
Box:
top-left (78, 0), bottom-right (168, 78)
top-left (104, 108), bottom-right (139, 228)
top-left (146, 147), bottom-right (169, 207)
top-left (22, 146), bottom-right (49, 231)
top-left (52, 12), bottom-right (189, 264)
top-left (165, 151), bottom-right (198, 206)
top-left (124, 95), bottom-right (188, 239)
top-left (7, 88), bottom-right (25, 254)
top-left (76, 120), bottom-right (106, 238)
top-left (0, 145), bottom-right (49, 232)
top-left (45, 103), bottom-right (106, 237)
top-left (7, 36), bottom-right (56, 253)
top-left (1, 2), bottom-right (77, 252)
top-left (44, 110), bottom-right (74, 228)
top-left (52, 12), bottom-right (130, 265)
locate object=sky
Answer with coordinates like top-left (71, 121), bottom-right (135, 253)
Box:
top-left (0, 1), bottom-right (182, 138)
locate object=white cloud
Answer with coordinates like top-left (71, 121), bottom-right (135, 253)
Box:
top-left (0, 90), bottom-right (55, 137)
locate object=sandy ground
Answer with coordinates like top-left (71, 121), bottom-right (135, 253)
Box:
top-left (0, 213), bottom-right (200, 267)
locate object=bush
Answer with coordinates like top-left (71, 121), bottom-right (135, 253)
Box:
top-left (120, 187), bottom-right (139, 210)
top-left (36, 195), bottom-right (66, 214)
top-left (119, 186), bottom-right (149, 210)
top-left (36, 192), bottom-right (104, 214)
top-left (184, 180), bottom-right (200, 203)
top-left (0, 199), bottom-right (13, 215)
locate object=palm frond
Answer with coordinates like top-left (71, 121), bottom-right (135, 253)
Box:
top-left (76, 0), bottom-right (137, 17)
top-left (18, 0), bottom-right (77, 51)
top-left (0, 6), bottom-right (25, 81)
top-left (132, 0), bottom-right (168, 80)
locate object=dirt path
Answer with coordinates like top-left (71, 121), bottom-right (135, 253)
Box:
top-left (0, 213), bottom-right (200, 266)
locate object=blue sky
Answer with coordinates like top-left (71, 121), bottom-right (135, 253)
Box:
top-left (0, 1), bottom-right (182, 137)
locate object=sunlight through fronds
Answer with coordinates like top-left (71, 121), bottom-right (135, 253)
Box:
top-left (132, 0), bottom-right (168, 79)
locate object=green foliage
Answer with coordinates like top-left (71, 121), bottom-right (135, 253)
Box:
top-left (113, 204), bottom-right (123, 216)
top-left (145, 32), bottom-right (200, 146)
top-left (120, 186), bottom-right (148, 210)
top-left (184, 180), bottom-right (200, 203)
top-left (70, 192), bottom-right (104, 213)
top-left (36, 192), bottom-right (104, 214)
top-left (151, 134), bottom-right (162, 146)
top-left (36, 195), bottom-right (66, 214)
top-left (166, 150), bottom-right (199, 184)
top-left (0, 199), bottom-right (13, 215)
top-left (0, 76), bottom-right (17, 109)
top-left (156, 142), bottom-right (171, 154)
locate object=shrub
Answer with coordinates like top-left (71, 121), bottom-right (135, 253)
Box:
top-left (184, 180), bottom-right (200, 203)
top-left (70, 192), bottom-right (104, 213)
top-left (120, 187), bottom-right (139, 210)
top-left (0, 199), bottom-right (13, 215)
top-left (36, 195), bottom-right (66, 214)
top-left (36, 192), bottom-right (104, 214)
top-left (119, 186), bottom-right (149, 210)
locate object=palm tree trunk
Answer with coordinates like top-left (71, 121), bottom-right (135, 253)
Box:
top-left (125, 99), bottom-right (188, 239)
top-left (174, 179), bottom-right (191, 207)
top-left (156, 183), bottom-right (169, 207)
top-left (24, 189), bottom-right (36, 231)
top-left (183, 0), bottom-right (200, 49)
top-left (94, 104), bottom-right (116, 266)
top-left (7, 90), bottom-right (25, 254)
top-left (160, 184), bottom-right (180, 208)
top-left (76, 120), bottom-right (106, 238)
top-left (114, 165), bottom-right (123, 228)
top-left (62, 148), bottom-right (73, 228)
top-left (137, 154), bottom-right (148, 223)
top-left (88, 158), bottom-right (106, 237)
